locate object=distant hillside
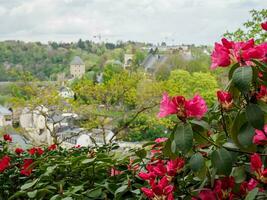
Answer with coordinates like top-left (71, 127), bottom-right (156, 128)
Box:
top-left (0, 39), bottom-right (143, 81)
top-left (0, 39), bottom-right (211, 81)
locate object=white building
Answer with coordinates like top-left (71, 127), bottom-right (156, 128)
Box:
top-left (124, 54), bottom-right (133, 69)
top-left (59, 86), bottom-right (74, 99)
top-left (20, 106), bottom-right (47, 130)
top-left (19, 106), bottom-right (51, 145)
top-left (0, 105), bottom-right (12, 127)
top-left (59, 128), bottom-right (115, 147)
top-left (70, 56), bottom-right (85, 79)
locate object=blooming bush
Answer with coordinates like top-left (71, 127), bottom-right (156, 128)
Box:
top-left (0, 137), bottom-right (143, 199)
top-left (1, 21), bottom-right (267, 200)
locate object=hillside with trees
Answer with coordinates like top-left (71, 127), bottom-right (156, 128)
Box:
top-left (0, 39), bottom-right (212, 81)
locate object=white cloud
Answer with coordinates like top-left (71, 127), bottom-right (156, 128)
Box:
top-left (0, 0), bottom-right (266, 44)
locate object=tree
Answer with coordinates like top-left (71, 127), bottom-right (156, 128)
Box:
top-left (224, 9), bottom-right (267, 43)
top-left (71, 70), bottom-right (163, 143)
top-left (77, 39), bottom-right (86, 49)
top-left (165, 70), bottom-right (218, 105)
top-left (10, 75), bottom-right (79, 145)
top-left (133, 50), bottom-right (146, 67)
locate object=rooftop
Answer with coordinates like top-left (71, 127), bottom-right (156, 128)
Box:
top-left (0, 105), bottom-right (12, 115)
top-left (70, 56), bottom-right (84, 65)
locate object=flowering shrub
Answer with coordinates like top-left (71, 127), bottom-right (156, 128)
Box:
top-left (0, 21), bottom-right (267, 200)
top-left (0, 137), bottom-right (144, 199)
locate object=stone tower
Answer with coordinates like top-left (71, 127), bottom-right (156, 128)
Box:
top-left (70, 56), bottom-right (85, 78)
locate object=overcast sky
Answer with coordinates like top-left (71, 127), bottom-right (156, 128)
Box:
top-left (0, 0), bottom-right (266, 45)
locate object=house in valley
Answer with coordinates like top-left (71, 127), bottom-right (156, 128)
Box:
top-left (59, 86), bottom-right (74, 99)
top-left (70, 56), bottom-right (85, 79)
top-left (0, 105), bottom-right (12, 127)
top-left (124, 54), bottom-right (134, 69)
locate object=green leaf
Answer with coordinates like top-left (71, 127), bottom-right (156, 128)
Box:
top-left (171, 140), bottom-right (176, 153)
top-left (190, 120), bottom-right (210, 130)
top-left (211, 148), bottom-right (233, 175)
top-left (81, 158), bottom-right (96, 164)
top-left (67, 185), bottom-right (83, 194)
top-left (189, 153), bottom-right (204, 172)
top-left (50, 195), bottom-right (60, 200)
top-left (21, 179), bottom-right (39, 190)
top-left (34, 188), bottom-right (53, 197)
top-left (27, 190), bottom-right (37, 198)
top-left (62, 197), bottom-right (73, 200)
top-left (232, 66), bottom-right (252, 92)
top-left (245, 188), bottom-right (259, 200)
top-left (246, 104), bottom-right (264, 129)
top-left (237, 122), bottom-right (255, 148)
top-left (195, 164), bottom-right (207, 180)
top-left (44, 165), bottom-right (57, 176)
top-left (174, 123), bottom-right (193, 154)
top-left (232, 167), bottom-right (246, 184)
top-left (163, 134), bottom-right (177, 159)
top-left (230, 112), bottom-right (247, 148)
top-left (8, 191), bottom-right (27, 200)
top-left (87, 188), bottom-right (102, 198)
top-left (257, 101), bottom-right (267, 114)
top-left (228, 63), bottom-right (240, 80)
top-left (223, 142), bottom-right (239, 150)
top-left (131, 189), bottom-right (141, 195)
top-left (135, 149), bottom-right (147, 159)
top-left (115, 185), bottom-right (128, 196)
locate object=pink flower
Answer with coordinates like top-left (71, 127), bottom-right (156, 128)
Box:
top-left (20, 159), bottom-right (34, 176)
top-left (217, 90), bottom-right (233, 110)
top-left (222, 38), bottom-right (234, 49)
top-left (157, 93), bottom-right (184, 118)
top-left (239, 179), bottom-right (258, 197)
top-left (158, 93), bottom-right (207, 120)
top-left (194, 177), bottom-right (237, 200)
top-left (253, 125), bottom-right (267, 145)
top-left (110, 167), bottom-right (123, 176)
top-left (28, 147), bottom-right (44, 156)
top-left (0, 155), bottom-right (10, 172)
top-left (48, 144), bottom-right (57, 151)
top-left (247, 178), bottom-right (258, 191)
top-left (193, 189), bottom-right (217, 200)
top-left (36, 147), bottom-right (44, 155)
top-left (15, 148), bottom-right (24, 155)
top-left (258, 72), bottom-right (264, 79)
top-left (261, 21), bottom-right (267, 31)
top-left (250, 153), bottom-right (267, 183)
top-left (210, 38), bottom-right (267, 68)
top-left (185, 95), bottom-right (208, 119)
top-left (230, 39), bottom-right (255, 64)
top-left (256, 85), bottom-right (267, 103)
top-left (139, 171), bottom-right (156, 181)
top-left (242, 45), bottom-right (265, 61)
top-left (3, 134), bottom-right (12, 142)
top-left (214, 177), bottom-right (235, 199)
top-left (210, 42), bottom-right (231, 69)
top-left (166, 158), bottom-right (185, 176)
top-left (152, 162), bottom-right (167, 177)
top-left (154, 138), bottom-right (168, 143)
top-left (250, 153), bottom-right (262, 173)
top-left (141, 187), bottom-right (154, 198)
top-left (139, 161), bottom-right (167, 181)
top-left (257, 42), bottom-right (267, 63)
top-left (28, 148), bottom-right (36, 155)
top-left (141, 176), bottom-right (174, 200)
